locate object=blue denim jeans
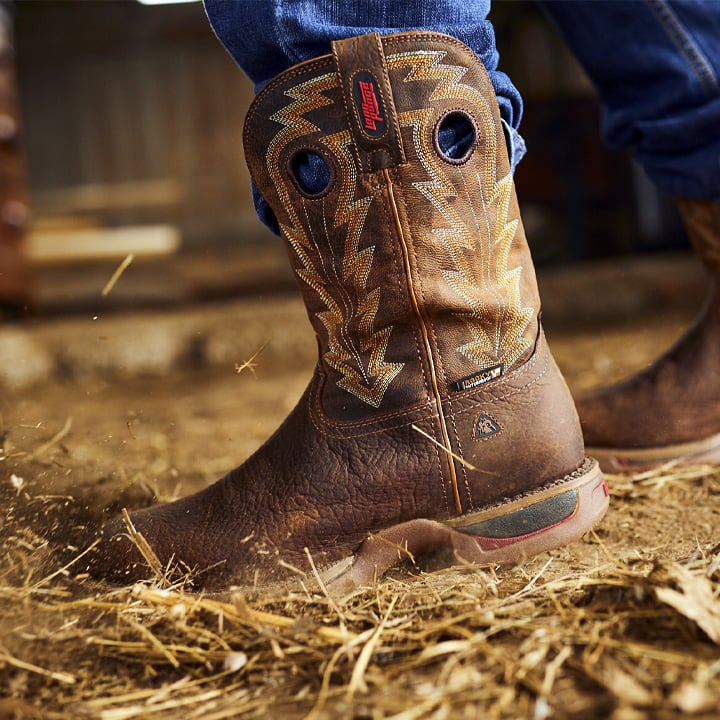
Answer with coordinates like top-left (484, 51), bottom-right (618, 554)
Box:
top-left (205, 0), bottom-right (720, 231)
top-left (540, 0), bottom-right (720, 201)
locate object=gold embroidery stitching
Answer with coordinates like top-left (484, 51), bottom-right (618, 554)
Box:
top-left (267, 74), bottom-right (403, 408)
top-left (387, 50), bottom-right (534, 370)
top-left (319, 130), bottom-right (404, 407)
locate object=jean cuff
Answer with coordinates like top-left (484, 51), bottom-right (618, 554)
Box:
top-left (501, 118), bottom-right (527, 172)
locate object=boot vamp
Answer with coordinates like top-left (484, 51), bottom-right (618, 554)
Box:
top-left (578, 302), bottom-right (720, 449)
top-left (90, 330), bottom-right (585, 588)
top-left (90, 375), bottom-right (446, 586)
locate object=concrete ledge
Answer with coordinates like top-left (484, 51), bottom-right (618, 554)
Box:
top-left (0, 252), bottom-right (705, 391)
top-left (0, 295), bottom-right (315, 390)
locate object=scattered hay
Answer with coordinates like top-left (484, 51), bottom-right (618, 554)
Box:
top-left (1, 463), bottom-right (719, 719)
top-left (102, 254), bottom-right (136, 298)
top-left (2, 315), bottom-right (720, 718)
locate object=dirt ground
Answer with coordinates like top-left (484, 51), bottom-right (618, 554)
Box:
top-left (1, 282), bottom-right (720, 719)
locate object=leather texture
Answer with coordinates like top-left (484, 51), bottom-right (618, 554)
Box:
top-left (88, 32), bottom-right (588, 588)
top-left (577, 199), bottom-right (720, 449)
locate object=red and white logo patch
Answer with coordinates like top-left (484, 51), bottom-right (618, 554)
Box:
top-left (353, 72), bottom-right (386, 137)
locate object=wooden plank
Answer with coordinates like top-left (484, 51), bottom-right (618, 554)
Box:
top-left (0, 4), bottom-right (32, 306)
top-left (31, 216), bottom-right (101, 232)
top-left (26, 224), bottom-right (180, 262)
top-left (32, 179), bottom-right (183, 214)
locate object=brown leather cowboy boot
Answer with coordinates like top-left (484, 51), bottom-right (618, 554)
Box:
top-left (88, 32), bottom-right (608, 590)
top-left (577, 199), bottom-right (720, 472)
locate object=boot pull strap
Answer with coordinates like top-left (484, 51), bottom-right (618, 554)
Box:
top-left (332, 33), bottom-right (406, 174)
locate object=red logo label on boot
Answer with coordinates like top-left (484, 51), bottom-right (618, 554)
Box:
top-left (353, 72), bottom-right (386, 137)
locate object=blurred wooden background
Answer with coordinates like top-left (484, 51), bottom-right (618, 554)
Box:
top-left (2, 0), bottom-right (688, 315)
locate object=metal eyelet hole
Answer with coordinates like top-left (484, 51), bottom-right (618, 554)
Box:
top-left (288, 149), bottom-right (333, 198)
top-left (434, 111), bottom-right (478, 165)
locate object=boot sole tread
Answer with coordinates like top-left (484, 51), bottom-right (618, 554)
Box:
top-left (323, 458), bottom-right (608, 590)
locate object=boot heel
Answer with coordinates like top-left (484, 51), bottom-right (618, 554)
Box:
top-left (323, 460), bottom-right (608, 591)
top-left (446, 458), bottom-right (609, 564)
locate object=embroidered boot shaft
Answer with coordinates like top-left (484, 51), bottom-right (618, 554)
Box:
top-left (246, 33), bottom-right (540, 422)
top-left (244, 31), bottom-right (583, 513)
top-left (88, 33), bottom-right (607, 589)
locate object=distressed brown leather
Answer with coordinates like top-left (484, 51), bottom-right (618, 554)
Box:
top-left (88, 32), bottom-right (587, 588)
top-left (577, 199), bottom-right (720, 449)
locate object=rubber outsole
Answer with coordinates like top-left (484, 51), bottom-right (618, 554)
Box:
top-left (322, 458), bottom-right (609, 591)
top-left (587, 431), bottom-right (720, 473)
